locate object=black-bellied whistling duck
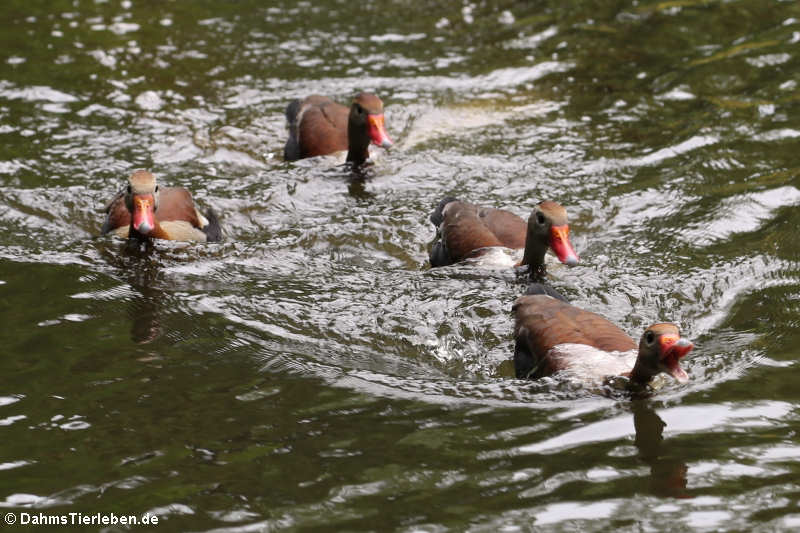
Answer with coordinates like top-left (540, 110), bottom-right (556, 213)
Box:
top-left (283, 92), bottom-right (393, 166)
top-left (513, 289), bottom-right (693, 388)
top-left (429, 198), bottom-right (579, 277)
top-left (101, 170), bottom-right (222, 243)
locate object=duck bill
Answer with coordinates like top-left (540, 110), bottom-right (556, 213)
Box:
top-left (549, 225), bottom-right (579, 266)
top-left (660, 335), bottom-right (693, 383)
top-left (366, 114), bottom-right (393, 149)
top-left (132, 195), bottom-right (156, 235)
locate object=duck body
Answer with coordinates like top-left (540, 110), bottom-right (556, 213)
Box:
top-left (429, 197), bottom-right (527, 266)
top-left (429, 198), bottom-right (578, 278)
top-left (101, 170), bottom-right (222, 243)
top-left (284, 92), bottom-right (392, 166)
top-left (513, 294), bottom-right (692, 387)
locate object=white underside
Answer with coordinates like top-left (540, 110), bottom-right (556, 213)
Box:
top-left (462, 247), bottom-right (573, 270)
top-left (463, 246), bottom-right (524, 268)
top-left (548, 343), bottom-right (638, 383)
top-left (292, 147), bottom-right (386, 167)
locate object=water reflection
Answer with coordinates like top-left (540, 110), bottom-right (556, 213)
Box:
top-left (128, 285), bottom-right (164, 344)
top-left (509, 401), bottom-right (689, 498)
top-left (632, 401), bottom-right (689, 499)
top-left (93, 238), bottom-right (171, 343)
top-left (346, 173), bottom-right (375, 199)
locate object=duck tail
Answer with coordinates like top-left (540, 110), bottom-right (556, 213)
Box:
top-left (202, 208), bottom-right (223, 242)
top-left (429, 196), bottom-right (459, 227)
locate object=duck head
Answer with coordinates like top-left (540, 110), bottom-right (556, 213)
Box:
top-left (630, 323), bottom-right (694, 384)
top-left (520, 201), bottom-right (579, 275)
top-left (124, 170), bottom-right (160, 237)
top-left (347, 92), bottom-right (392, 163)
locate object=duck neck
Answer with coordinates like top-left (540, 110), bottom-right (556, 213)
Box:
top-left (520, 241), bottom-right (547, 280)
top-left (346, 116), bottom-right (370, 166)
top-left (628, 358), bottom-right (656, 386)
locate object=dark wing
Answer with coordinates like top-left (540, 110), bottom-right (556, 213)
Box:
top-left (440, 202), bottom-right (504, 262)
top-left (297, 96), bottom-right (349, 157)
top-left (100, 190), bottom-right (127, 234)
top-left (513, 295), bottom-right (636, 377)
top-left (156, 187), bottom-right (203, 228)
top-left (478, 207), bottom-right (527, 249)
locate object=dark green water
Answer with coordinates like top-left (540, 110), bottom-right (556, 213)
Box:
top-left (2, 0), bottom-right (800, 531)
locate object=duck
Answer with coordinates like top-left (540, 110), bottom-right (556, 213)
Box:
top-left (513, 288), bottom-right (693, 388)
top-left (429, 198), bottom-right (579, 277)
top-left (283, 92), bottom-right (393, 166)
top-left (101, 170), bottom-right (222, 243)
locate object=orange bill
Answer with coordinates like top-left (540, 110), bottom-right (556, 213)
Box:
top-left (132, 195), bottom-right (156, 235)
top-left (549, 224), bottom-right (579, 266)
top-left (366, 114), bottom-right (393, 148)
top-left (659, 333), bottom-right (693, 383)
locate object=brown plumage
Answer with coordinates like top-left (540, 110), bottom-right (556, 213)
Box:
top-left (429, 198), bottom-right (578, 279)
top-left (283, 92), bottom-right (392, 165)
top-left (513, 294), bottom-right (693, 386)
top-left (101, 170), bottom-right (222, 243)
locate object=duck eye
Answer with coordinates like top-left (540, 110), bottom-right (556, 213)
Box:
top-left (126, 185), bottom-right (131, 194)
top-left (154, 185), bottom-right (159, 193)
top-left (645, 331), bottom-right (655, 345)
top-left (536, 212), bottom-right (546, 225)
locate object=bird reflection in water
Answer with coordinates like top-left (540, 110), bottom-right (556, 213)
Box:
top-left (127, 285), bottom-right (164, 345)
top-left (122, 261), bottom-right (165, 345)
top-left (346, 172), bottom-right (375, 200)
top-left (631, 400), bottom-right (689, 498)
top-left (96, 240), bottom-right (166, 345)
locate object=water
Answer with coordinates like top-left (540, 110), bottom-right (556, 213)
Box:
top-left (2, 0), bottom-right (800, 531)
